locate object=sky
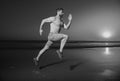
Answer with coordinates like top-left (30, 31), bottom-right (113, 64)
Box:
top-left (1, 0), bottom-right (120, 41)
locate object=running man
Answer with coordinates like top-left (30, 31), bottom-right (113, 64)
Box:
top-left (34, 8), bottom-right (72, 66)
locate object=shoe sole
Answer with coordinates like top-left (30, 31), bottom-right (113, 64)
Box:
top-left (56, 51), bottom-right (63, 60)
top-left (33, 58), bottom-right (38, 66)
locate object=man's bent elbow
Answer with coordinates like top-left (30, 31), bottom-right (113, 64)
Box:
top-left (64, 27), bottom-right (68, 30)
top-left (65, 26), bottom-right (70, 30)
top-left (42, 19), bottom-right (46, 23)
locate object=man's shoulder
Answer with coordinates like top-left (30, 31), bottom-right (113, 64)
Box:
top-left (46, 16), bottom-right (55, 21)
top-left (49, 16), bottom-right (55, 19)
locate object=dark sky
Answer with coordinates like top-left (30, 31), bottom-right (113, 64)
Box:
top-left (1, 0), bottom-right (120, 41)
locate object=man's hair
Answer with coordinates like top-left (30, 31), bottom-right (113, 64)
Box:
top-left (56, 8), bottom-right (64, 12)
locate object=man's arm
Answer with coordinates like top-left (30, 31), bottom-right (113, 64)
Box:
top-left (39, 17), bottom-right (54, 35)
top-left (64, 14), bottom-right (72, 29)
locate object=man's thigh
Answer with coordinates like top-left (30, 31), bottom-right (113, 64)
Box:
top-left (48, 33), bottom-right (65, 41)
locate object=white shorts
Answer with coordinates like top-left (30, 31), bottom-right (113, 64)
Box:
top-left (48, 32), bottom-right (66, 41)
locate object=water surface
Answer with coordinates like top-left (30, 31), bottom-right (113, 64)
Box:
top-left (1, 45), bottom-right (120, 81)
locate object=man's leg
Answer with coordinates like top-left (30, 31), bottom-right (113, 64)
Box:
top-left (56, 34), bottom-right (68, 59)
top-left (60, 35), bottom-right (68, 53)
top-left (48, 33), bottom-right (68, 59)
top-left (34, 40), bottom-right (53, 65)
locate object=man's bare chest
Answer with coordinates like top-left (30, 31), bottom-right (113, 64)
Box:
top-left (52, 18), bottom-right (63, 26)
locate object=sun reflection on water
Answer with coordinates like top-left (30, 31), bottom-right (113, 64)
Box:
top-left (104, 47), bottom-right (110, 55)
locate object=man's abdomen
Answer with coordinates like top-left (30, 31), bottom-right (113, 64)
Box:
top-left (50, 23), bottom-right (60, 33)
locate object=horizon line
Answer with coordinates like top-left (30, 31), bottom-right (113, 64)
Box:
top-left (0, 40), bottom-right (120, 43)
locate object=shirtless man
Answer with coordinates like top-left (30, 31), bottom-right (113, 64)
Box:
top-left (34, 8), bottom-right (72, 66)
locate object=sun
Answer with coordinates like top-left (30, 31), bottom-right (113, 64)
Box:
top-left (102, 31), bottom-right (111, 38)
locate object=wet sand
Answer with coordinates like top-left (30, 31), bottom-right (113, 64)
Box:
top-left (1, 43), bottom-right (120, 81)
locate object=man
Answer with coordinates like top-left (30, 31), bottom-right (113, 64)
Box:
top-left (34, 8), bottom-right (72, 66)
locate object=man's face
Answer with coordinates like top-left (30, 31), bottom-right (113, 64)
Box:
top-left (57, 10), bottom-right (64, 16)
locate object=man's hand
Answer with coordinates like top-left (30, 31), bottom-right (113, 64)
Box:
top-left (39, 29), bottom-right (43, 36)
top-left (64, 14), bottom-right (72, 29)
top-left (68, 14), bottom-right (72, 21)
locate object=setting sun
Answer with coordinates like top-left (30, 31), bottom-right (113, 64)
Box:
top-left (102, 31), bottom-right (111, 38)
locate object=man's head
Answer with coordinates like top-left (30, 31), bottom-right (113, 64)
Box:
top-left (56, 8), bottom-right (64, 16)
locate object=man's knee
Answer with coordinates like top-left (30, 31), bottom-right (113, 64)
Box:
top-left (63, 35), bottom-right (68, 40)
top-left (44, 41), bottom-right (52, 49)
